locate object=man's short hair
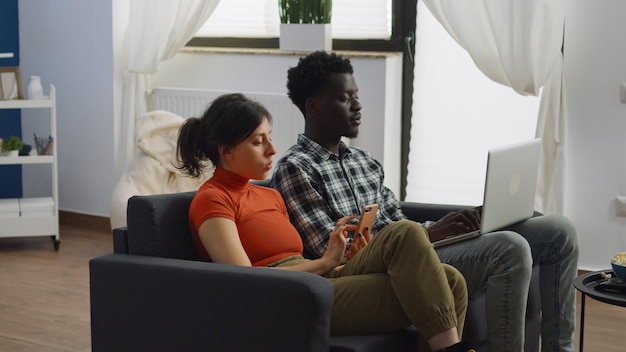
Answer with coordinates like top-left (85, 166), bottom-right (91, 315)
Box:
top-left (286, 51), bottom-right (354, 116)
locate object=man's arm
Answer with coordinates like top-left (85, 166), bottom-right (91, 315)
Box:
top-left (375, 166), bottom-right (408, 228)
top-left (272, 161), bottom-right (339, 258)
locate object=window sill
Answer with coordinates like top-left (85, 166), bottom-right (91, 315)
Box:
top-left (181, 46), bottom-right (402, 59)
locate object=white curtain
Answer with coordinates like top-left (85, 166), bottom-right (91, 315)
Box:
top-left (421, 0), bottom-right (566, 214)
top-left (116, 0), bottom-right (220, 178)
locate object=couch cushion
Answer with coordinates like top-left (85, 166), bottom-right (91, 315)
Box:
top-left (126, 191), bottom-right (199, 260)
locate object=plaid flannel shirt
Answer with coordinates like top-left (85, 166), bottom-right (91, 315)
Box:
top-left (270, 134), bottom-right (407, 258)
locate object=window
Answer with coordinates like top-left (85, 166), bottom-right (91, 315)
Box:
top-left (195, 0), bottom-right (392, 40)
top-left (186, 0), bottom-right (418, 199)
top-left (187, 0), bottom-right (410, 52)
top-left (405, 2), bottom-right (540, 205)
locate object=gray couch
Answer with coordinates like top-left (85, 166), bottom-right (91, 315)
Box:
top-left (90, 191), bottom-right (541, 352)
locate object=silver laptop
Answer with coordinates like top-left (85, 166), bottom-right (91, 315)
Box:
top-left (433, 138), bottom-right (542, 248)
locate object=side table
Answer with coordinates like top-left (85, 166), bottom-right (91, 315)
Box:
top-left (573, 270), bottom-right (626, 352)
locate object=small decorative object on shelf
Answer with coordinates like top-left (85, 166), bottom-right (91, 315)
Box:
top-left (19, 144), bottom-right (32, 156)
top-left (26, 75), bottom-right (44, 100)
top-left (0, 66), bottom-right (24, 100)
top-left (3, 135), bottom-right (24, 157)
top-left (34, 133), bottom-right (54, 155)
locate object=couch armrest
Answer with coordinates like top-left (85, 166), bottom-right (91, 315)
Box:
top-left (90, 254), bottom-right (333, 352)
top-left (112, 227), bottom-right (129, 254)
top-left (399, 202), bottom-right (467, 223)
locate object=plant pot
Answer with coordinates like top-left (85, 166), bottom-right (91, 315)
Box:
top-left (7, 150), bottom-right (19, 157)
top-left (279, 23), bottom-right (332, 51)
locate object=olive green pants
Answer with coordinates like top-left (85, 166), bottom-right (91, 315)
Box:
top-left (275, 220), bottom-right (467, 347)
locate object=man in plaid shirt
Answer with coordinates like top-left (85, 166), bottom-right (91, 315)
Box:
top-left (270, 51), bottom-right (578, 352)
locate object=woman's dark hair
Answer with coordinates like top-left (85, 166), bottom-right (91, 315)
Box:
top-left (286, 50), bottom-right (354, 116)
top-left (177, 93), bottom-right (272, 177)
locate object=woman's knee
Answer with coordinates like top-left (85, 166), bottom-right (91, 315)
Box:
top-left (443, 264), bottom-right (468, 304)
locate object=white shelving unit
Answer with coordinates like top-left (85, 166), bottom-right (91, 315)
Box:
top-left (0, 85), bottom-right (59, 250)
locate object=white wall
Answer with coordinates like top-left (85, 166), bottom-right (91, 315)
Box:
top-left (18, 0), bottom-right (117, 216)
top-left (564, 1), bottom-right (626, 270)
top-left (16, 1), bottom-right (401, 217)
top-left (15, 0), bottom-right (626, 270)
top-left (152, 50), bottom-right (403, 195)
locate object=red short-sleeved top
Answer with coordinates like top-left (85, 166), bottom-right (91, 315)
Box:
top-left (189, 167), bottom-right (303, 266)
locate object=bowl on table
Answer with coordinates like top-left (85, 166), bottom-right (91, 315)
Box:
top-left (611, 252), bottom-right (626, 279)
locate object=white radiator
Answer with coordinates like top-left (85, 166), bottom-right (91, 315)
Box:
top-left (150, 87), bottom-right (304, 169)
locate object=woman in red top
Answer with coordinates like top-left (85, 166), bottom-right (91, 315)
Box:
top-left (177, 93), bottom-right (472, 352)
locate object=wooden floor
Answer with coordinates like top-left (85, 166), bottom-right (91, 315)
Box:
top-left (0, 215), bottom-right (625, 351)
top-left (0, 214), bottom-right (111, 352)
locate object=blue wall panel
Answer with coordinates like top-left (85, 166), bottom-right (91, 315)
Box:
top-left (0, 0), bottom-right (23, 198)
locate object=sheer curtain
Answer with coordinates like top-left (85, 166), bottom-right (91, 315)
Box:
top-left (409, 0), bottom-right (566, 214)
top-left (406, 6), bottom-right (540, 206)
top-left (116, 0), bottom-right (220, 178)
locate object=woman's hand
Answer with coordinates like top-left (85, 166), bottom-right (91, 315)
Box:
top-left (270, 217), bottom-right (355, 275)
top-left (345, 225), bottom-right (371, 260)
top-left (322, 216), bottom-right (357, 267)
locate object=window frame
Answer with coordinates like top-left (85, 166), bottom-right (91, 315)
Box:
top-left (185, 0), bottom-right (417, 199)
top-left (187, 1), bottom-right (411, 51)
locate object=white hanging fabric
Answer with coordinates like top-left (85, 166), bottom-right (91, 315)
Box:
top-left (421, 0), bottom-right (566, 214)
top-left (116, 0), bottom-right (220, 178)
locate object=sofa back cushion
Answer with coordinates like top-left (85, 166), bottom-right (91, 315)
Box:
top-left (124, 180), bottom-right (272, 261)
top-left (126, 191), bottom-right (200, 260)
top-left (122, 181), bottom-right (459, 262)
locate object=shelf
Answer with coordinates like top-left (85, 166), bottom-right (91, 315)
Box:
top-left (0, 214), bottom-right (58, 238)
top-left (0, 155), bottom-right (53, 165)
top-left (0, 85), bottom-right (59, 250)
top-left (0, 97), bottom-right (53, 109)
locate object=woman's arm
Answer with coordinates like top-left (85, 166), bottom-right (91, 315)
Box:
top-left (271, 217), bottom-right (356, 275)
top-left (198, 215), bottom-right (356, 276)
top-left (198, 217), bottom-right (252, 266)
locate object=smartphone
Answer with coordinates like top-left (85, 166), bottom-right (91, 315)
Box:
top-left (355, 204), bottom-right (379, 242)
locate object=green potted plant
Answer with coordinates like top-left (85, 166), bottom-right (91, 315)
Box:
top-left (278, 0), bottom-right (333, 51)
top-left (3, 136), bottom-right (24, 157)
top-left (279, 0), bottom-right (332, 24)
